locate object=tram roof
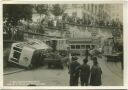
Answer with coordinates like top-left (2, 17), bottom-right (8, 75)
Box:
top-left (15, 39), bottom-right (51, 50)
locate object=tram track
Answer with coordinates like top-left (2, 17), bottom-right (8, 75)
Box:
top-left (104, 60), bottom-right (123, 79)
top-left (4, 68), bottom-right (25, 75)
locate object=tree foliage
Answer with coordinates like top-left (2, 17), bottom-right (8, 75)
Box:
top-left (51, 4), bottom-right (66, 16)
top-left (3, 4), bottom-right (33, 26)
top-left (35, 4), bottom-right (49, 16)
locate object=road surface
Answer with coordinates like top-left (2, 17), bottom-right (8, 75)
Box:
top-left (4, 56), bottom-right (123, 86)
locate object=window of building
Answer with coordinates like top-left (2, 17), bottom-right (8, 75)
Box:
top-left (71, 45), bottom-right (75, 49)
top-left (81, 45), bottom-right (85, 49)
top-left (92, 45), bottom-right (95, 49)
top-left (76, 45), bottom-right (80, 49)
top-left (86, 45), bottom-right (90, 49)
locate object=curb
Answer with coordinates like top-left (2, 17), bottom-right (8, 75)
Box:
top-left (4, 69), bottom-right (25, 75)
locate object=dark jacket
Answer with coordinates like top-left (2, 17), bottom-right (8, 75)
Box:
top-left (90, 65), bottom-right (102, 86)
top-left (80, 64), bottom-right (90, 82)
top-left (69, 61), bottom-right (81, 76)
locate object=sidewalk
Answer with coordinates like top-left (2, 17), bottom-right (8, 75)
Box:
top-left (4, 67), bottom-right (25, 75)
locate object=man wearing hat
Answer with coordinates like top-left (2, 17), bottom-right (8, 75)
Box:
top-left (80, 58), bottom-right (90, 86)
top-left (69, 56), bottom-right (80, 86)
top-left (90, 57), bottom-right (102, 86)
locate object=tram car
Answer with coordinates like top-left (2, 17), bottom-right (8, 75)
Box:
top-left (102, 37), bottom-right (121, 62)
top-left (8, 39), bottom-right (52, 69)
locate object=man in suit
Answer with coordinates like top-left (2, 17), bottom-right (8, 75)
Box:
top-left (80, 58), bottom-right (90, 86)
top-left (69, 56), bottom-right (80, 86)
top-left (90, 57), bottom-right (102, 86)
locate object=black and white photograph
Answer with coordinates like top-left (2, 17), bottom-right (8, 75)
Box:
top-left (3, 4), bottom-right (123, 86)
top-left (2, 89), bottom-right (127, 90)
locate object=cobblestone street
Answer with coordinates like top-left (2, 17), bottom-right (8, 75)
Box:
top-left (4, 56), bottom-right (123, 86)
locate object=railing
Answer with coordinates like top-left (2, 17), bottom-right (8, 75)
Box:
top-left (3, 22), bottom-right (122, 43)
top-left (65, 22), bottom-right (122, 29)
top-left (3, 29), bottom-right (62, 43)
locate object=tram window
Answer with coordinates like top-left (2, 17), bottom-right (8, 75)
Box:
top-left (92, 45), bottom-right (95, 49)
top-left (71, 45), bottom-right (75, 49)
top-left (13, 51), bottom-right (20, 60)
top-left (81, 45), bottom-right (85, 49)
top-left (86, 45), bottom-right (90, 49)
top-left (76, 45), bottom-right (80, 49)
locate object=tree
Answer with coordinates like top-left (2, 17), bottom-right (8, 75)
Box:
top-left (34, 5), bottom-right (49, 34)
top-left (34, 4), bottom-right (49, 17)
top-left (51, 4), bottom-right (66, 17)
top-left (3, 4), bottom-right (33, 26)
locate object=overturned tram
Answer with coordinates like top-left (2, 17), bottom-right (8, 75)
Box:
top-left (8, 39), bottom-right (52, 69)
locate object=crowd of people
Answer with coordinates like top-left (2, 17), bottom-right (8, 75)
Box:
top-left (42, 18), bottom-right (67, 30)
top-left (3, 23), bottom-right (24, 41)
top-left (62, 13), bottom-right (122, 29)
top-left (3, 11), bottom-right (122, 41)
top-left (68, 54), bottom-right (102, 86)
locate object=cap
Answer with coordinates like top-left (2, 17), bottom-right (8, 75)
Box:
top-left (93, 57), bottom-right (98, 64)
top-left (72, 56), bottom-right (78, 61)
top-left (83, 58), bottom-right (88, 63)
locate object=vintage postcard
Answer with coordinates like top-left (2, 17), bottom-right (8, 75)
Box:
top-left (3, 3), bottom-right (124, 86)
top-left (2, 89), bottom-right (127, 90)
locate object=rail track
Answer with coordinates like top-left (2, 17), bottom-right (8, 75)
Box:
top-left (105, 60), bottom-right (123, 79)
top-left (4, 68), bottom-right (25, 75)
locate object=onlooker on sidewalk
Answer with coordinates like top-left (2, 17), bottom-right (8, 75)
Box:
top-left (80, 58), bottom-right (90, 86)
top-left (90, 57), bottom-right (102, 86)
top-left (69, 56), bottom-right (80, 86)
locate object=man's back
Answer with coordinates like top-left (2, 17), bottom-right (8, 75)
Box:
top-left (91, 65), bottom-right (102, 75)
top-left (80, 64), bottom-right (90, 75)
top-left (69, 61), bottom-right (80, 75)
top-left (90, 65), bottom-right (102, 86)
